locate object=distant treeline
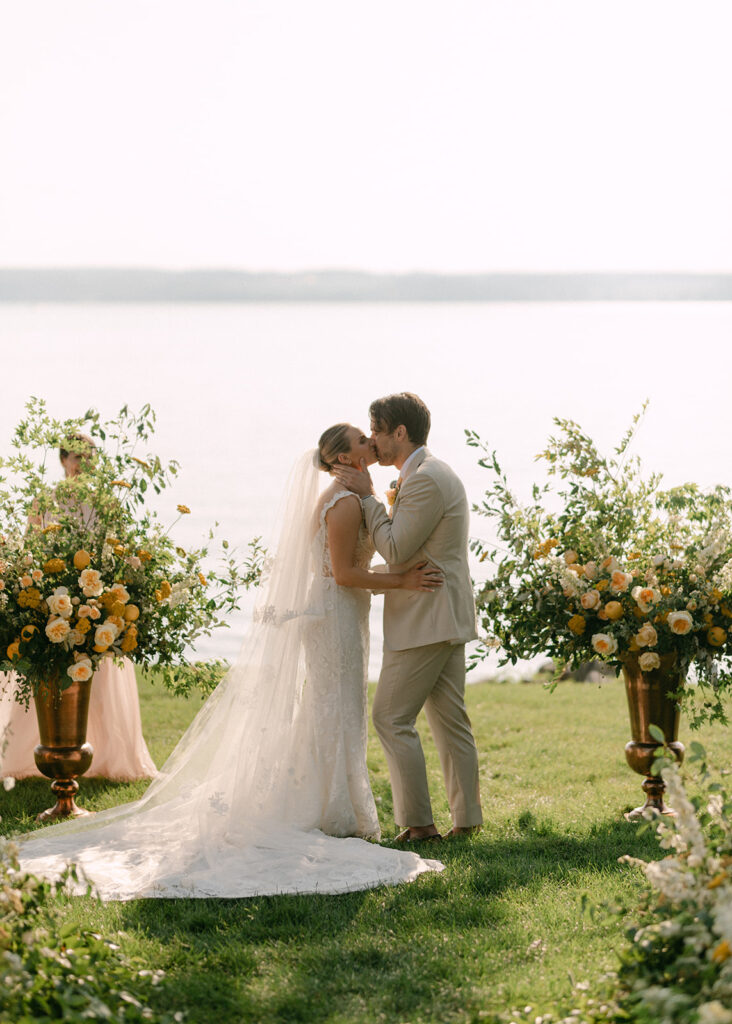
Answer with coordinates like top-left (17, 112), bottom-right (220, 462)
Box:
top-left (1, 269), bottom-right (732, 302)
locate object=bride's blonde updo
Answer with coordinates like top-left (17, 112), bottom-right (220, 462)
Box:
top-left (317, 424), bottom-right (351, 472)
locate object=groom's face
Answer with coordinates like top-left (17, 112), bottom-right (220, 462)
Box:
top-left (370, 419), bottom-right (398, 466)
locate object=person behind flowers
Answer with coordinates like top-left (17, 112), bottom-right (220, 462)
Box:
top-left (0, 434), bottom-right (156, 781)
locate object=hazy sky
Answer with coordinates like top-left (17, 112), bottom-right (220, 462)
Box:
top-left (1, 1), bottom-right (731, 272)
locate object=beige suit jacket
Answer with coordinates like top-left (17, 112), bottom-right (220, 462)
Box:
top-left (362, 449), bottom-right (477, 652)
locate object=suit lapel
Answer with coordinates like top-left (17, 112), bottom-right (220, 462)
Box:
top-left (392, 448), bottom-right (430, 516)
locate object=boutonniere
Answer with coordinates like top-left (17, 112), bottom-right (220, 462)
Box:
top-left (386, 478), bottom-right (401, 516)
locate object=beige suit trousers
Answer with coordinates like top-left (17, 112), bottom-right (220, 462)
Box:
top-left (372, 641), bottom-right (483, 828)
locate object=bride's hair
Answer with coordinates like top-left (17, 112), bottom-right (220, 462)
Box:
top-left (59, 432), bottom-right (96, 463)
top-left (317, 424), bottom-right (351, 472)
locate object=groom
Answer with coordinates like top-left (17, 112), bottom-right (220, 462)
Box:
top-left (334, 392), bottom-right (482, 841)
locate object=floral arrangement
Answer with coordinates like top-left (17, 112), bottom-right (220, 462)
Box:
top-left (468, 409), bottom-right (732, 725)
top-left (0, 399), bottom-right (264, 703)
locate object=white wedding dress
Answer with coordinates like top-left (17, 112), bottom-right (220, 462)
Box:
top-left (14, 452), bottom-right (442, 899)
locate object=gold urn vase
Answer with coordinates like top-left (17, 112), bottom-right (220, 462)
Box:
top-left (622, 653), bottom-right (684, 819)
top-left (33, 677), bottom-right (94, 822)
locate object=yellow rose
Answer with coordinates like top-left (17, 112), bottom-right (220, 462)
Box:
top-left (121, 633), bottom-right (138, 652)
top-left (124, 604), bottom-right (140, 622)
top-left (710, 588), bottom-right (723, 604)
top-left (76, 617), bottom-right (91, 634)
top-left (110, 601), bottom-right (126, 618)
top-left (568, 614), bottom-right (586, 635)
top-left (707, 627), bottom-right (727, 647)
top-left (604, 601), bottom-right (624, 621)
top-left (596, 580), bottom-right (609, 592)
top-left (73, 550), bottom-right (91, 570)
top-left (6, 641), bottom-right (20, 660)
top-left (138, 549), bottom-right (152, 563)
top-left (107, 615), bottom-right (125, 631)
top-left (43, 558), bottom-right (66, 574)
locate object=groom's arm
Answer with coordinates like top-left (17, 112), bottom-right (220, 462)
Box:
top-left (362, 474), bottom-right (444, 565)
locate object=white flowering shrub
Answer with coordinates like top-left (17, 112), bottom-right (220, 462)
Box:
top-left (497, 745), bottom-right (732, 1024)
top-left (0, 835), bottom-right (183, 1022)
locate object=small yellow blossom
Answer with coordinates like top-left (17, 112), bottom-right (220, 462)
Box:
top-left (73, 549), bottom-right (91, 570)
top-left (44, 558), bottom-right (66, 574)
top-left (198, 573), bottom-right (208, 587)
top-left (712, 940), bottom-right (731, 963)
top-left (177, 504), bottom-right (191, 515)
top-left (111, 480), bottom-right (132, 488)
top-left (568, 614), bottom-right (586, 635)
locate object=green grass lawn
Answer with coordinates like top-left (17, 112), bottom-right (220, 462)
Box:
top-left (3, 673), bottom-right (731, 1023)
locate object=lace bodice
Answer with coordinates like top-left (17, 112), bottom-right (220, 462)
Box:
top-left (317, 489), bottom-right (375, 578)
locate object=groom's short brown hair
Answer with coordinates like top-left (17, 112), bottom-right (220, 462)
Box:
top-left (369, 392), bottom-right (431, 445)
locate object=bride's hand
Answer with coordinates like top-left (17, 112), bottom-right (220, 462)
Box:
top-left (400, 561), bottom-right (444, 592)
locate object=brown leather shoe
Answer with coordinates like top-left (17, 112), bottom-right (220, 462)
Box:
top-left (445, 825), bottom-right (482, 838)
top-left (394, 827), bottom-right (443, 844)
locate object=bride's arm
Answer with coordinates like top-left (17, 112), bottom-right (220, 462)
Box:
top-left (326, 496), bottom-right (442, 592)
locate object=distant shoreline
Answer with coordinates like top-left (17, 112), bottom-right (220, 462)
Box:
top-left (1, 269), bottom-right (732, 302)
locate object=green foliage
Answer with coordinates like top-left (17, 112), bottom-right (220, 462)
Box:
top-left (467, 411), bottom-right (732, 727)
top-left (0, 398), bottom-right (264, 702)
top-left (0, 838), bottom-right (182, 1023)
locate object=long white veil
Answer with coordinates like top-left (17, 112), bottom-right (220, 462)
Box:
top-left (15, 451), bottom-right (441, 899)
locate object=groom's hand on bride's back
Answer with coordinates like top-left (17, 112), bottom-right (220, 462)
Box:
top-left (332, 459), bottom-right (374, 498)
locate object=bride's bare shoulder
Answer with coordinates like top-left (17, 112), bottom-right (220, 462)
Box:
top-left (316, 483), bottom-right (360, 522)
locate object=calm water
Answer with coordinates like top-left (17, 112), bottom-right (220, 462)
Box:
top-left (2, 301), bottom-right (732, 676)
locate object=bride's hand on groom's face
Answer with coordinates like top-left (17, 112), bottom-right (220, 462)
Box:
top-left (332, 459), bottom-right (374, 497)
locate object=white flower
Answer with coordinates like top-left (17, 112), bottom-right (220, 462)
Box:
top-left (90, 606), bottom-right (101, 620)
top-left (79, 567), bottom-right (103, 597)
top-left (610, 570), bottom-right (633, 593)
top-left (94, 622), bottom-right (118, 648)
top-left (31, 569), bottom-right (43, 582)
top-left (47, 588), bottom-right (73, 619)
top-left (126, 555), bottom-right (142, 570)
top-left (3, 776), bottom-right (15, 791)
top-left (652, 554), bottom-right (666, 567)
top-left (592, 633), bottom-right (618, 656)
top-left (563, 549), bottom-right (578, 565)
top-left (635, 623), bottom-right (658, 648)
top-left (109, 583), bottom-right (130, 604)
top-left (698, 1002), bottom-right (732, 1024)
top-left (19, 574), bottom-right (32, 588)
top-left (67, 628), bottom-right (85, 647)
top-left (22, 554), bottom-right (33, 566)
top-left (668, 610), bottom-right (694, 635)
top-left (632, 586), bottom-right (661, 613)
top-left (639, 651), bottom-right (661, 672)
top-left (45, 617), bottom-right (70, 643)
top-left (67, 659), bottom-right (93, 683)
top-left (584, 561), bottom-right (598, 580)
top-left (580, 589), bottom-right (601, 610)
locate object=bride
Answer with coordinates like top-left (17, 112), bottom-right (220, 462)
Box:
top-left (14, 425), bottom-right (444, 899)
